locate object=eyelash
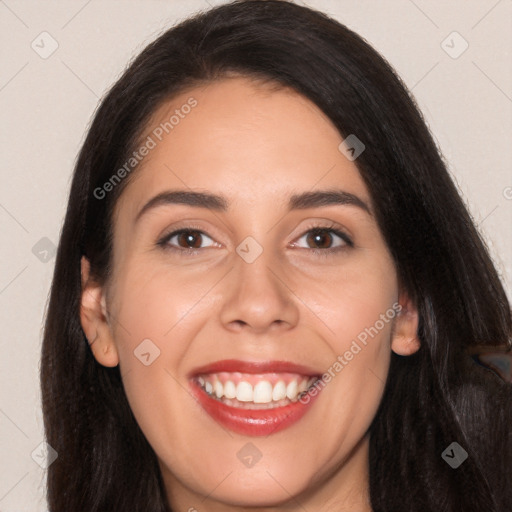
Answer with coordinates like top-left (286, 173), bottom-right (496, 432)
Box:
top-left (156, 221), bottom-right (354, 258)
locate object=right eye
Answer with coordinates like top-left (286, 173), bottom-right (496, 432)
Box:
top-left (157, 227), bottom-right (219, 255)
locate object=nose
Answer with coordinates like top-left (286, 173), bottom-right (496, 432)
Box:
top-left (219, 244), bottom-right (300, 334)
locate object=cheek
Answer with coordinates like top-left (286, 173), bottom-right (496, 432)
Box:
top-left (110, 262), bottom-right (215, 359)
top-left (300, 255), bottom-right (397, 424)
top-left (299, 253), bottom-right (398, 350)
top-left (106, 261), bottom-right (218, 421)
top-left (107, 268), bottom-right (208, 463)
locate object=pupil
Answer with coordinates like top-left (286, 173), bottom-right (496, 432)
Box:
top-left (309, 229), bottom-right (331, 248)
top-left (180, 231), bottom-right (201, 248)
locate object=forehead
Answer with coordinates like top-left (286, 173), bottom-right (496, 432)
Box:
top-left (113, 76), bottom-right (371, 221)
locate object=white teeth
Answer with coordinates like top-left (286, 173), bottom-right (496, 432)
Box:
top-left (236, 381), bottom-right (253, 402)
top-left (286, 380), bottom-right (298, 400)
top-left (197, 375), bottom-right (318, 405)
top-left (298, 378), bottom-right (308, 393)
top-left (253, 381), bottom-right (273, 403)
top-left (223, 380), bottom-right (236, 399)
top-left (214, 379), bottom-right (223, 398)
top-left (272, 380), bottom-right (287, 401)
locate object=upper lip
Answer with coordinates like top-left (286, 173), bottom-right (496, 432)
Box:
top-left (188, 359), bottom-right (323, 378)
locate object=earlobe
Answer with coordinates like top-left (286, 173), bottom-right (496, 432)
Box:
top-left (391, 290), bottom-right (421, 356)
top-left (80, 256), bottom-right (119, 367)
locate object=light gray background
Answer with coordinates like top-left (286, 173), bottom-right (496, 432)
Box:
top-left (1, 1), bottom-right (511, 510)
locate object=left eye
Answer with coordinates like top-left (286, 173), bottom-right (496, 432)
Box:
top-left (292, 227), bottom-right (351, 250)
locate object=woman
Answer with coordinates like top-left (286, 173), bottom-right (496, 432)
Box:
top-left (41, 1), bottom-right (512, 510)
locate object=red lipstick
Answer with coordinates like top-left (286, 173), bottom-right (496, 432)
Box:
top-left (188, 359), bottom-right (323, 436)
top-left (188, 359), bottom-right (321, 377)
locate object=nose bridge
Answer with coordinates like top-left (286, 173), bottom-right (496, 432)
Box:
top-left (237, 235), bottom-right (280, 294)
top-left (219, 233), bottom-right (298, 330)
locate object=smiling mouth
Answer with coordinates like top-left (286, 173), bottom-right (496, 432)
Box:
top-left (187, 359), bottom-right (325, 435)
top-left (194, 372), bottom-right (320, 410)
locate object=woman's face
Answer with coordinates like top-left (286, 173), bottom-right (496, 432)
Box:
top-left (81, 76), bottom-right (419, 511)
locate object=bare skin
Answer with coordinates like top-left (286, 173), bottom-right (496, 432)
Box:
top-left (80, 75), bottom-right (420, 512)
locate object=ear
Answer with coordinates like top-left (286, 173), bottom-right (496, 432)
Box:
top-left (80, 255), bottom-right (119, 367)
top-left (391, 289), bottom-right (420, 356)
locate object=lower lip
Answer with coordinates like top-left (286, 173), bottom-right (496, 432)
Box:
top-left (190, 379), bottom-right (322, 436)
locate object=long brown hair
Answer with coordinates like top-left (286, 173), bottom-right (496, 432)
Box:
top-left (41, 1), bottom-right (512, 510)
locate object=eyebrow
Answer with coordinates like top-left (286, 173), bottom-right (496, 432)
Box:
top-left (134, 188), bottom-right (372, 224)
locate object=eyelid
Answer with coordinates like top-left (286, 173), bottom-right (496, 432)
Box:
top-left (157, 222), bottom-right (219, 250)
top-left (291, 220), bottom-right (353, 251)
top-left (158, 219), bottom-right (220, 238)
top-left (157, 219), bottom-right (354, 254)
